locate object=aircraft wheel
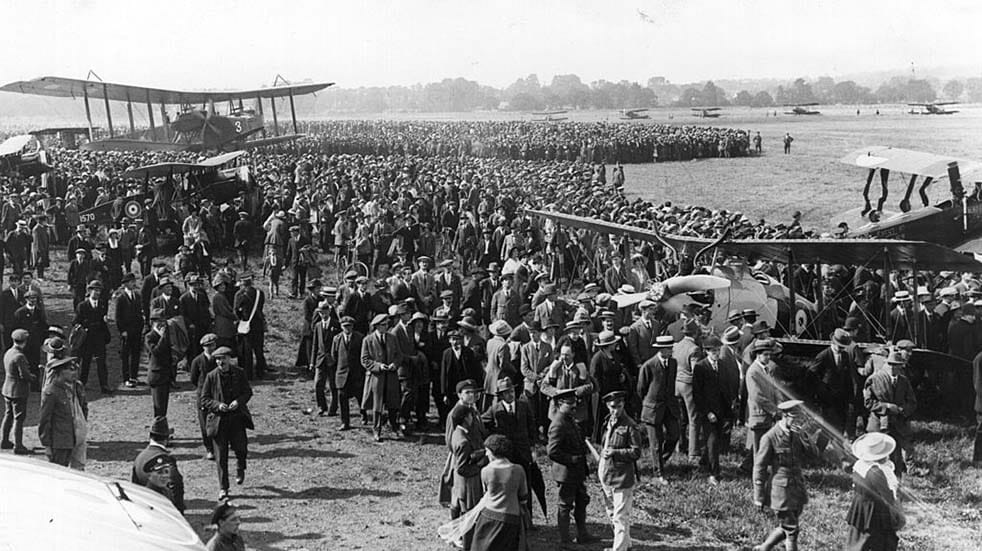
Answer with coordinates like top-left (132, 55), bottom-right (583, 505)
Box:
top-left (794, 309), bottom-right (810, 336)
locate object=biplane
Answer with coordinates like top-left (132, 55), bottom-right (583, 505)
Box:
top-left (0, 134), bottom-right (50, 177)
top-left (529, 207), bottom-right (982, 416)
top-left (784, 103), bottom-right (821, 115)
top-left (0, 76), bottom-right (334, 152)
top-left (691, 107), bottom-right (722, 118)
top-left (834, 146), bottom-right (982, 251)
top-left (620, 108), bottom-right (650, 120)
top-left (907, 101), bottom-right (959, 115)
top-left (531, 110), bottom-right (568, 122)
top-left (78, 150), bottom-right (254, 232)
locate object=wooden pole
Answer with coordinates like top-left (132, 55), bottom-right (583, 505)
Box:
top-left (161, 103), bottom-right (170, 141)
top-left (126, 95), bottom-right (135, 135)
top-left (256, 94), bottom-right (266, 138)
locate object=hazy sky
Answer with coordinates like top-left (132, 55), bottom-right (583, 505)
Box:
top-left (1, 0), bottom-right (978, 90)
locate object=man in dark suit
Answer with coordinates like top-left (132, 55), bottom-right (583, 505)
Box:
top-left (807, 328), bottom-right (857, 438)
top-left (310, 297), bottom-right (342, 416)
top-left (340, 276), bottom-right (371, 336)
top-left (481, 378), bottom-right (537, 518)
top-left (75, 280), bottom-right (112, 394)
top-left (489, 272), bottom-right (521, 328)
top-left (140, 260), bottom-right (167, 328)
top-left (439, 330), bottom-right (482, 412)
top-left (115, 273), bottom-right (144, 387)
top-left (146, 308), bottom-right (175, 418)
top-left (637, 335), bottom-right (681, 484)
top-left (200, 346), bottom-right (254, 501)
top-left (547, 388), bottom-right (596, 545)
top-left (0, 272), bottom-right (25, 347)
top-left (434, 260), bottom-right (463, 315)
top-left (296, 279), bottom-right (323, 371)
top-left (331, 316), bottom-right (365, 430)
top-left (233, 274), bottom-right (268, 380)
top-left (179, 274), bottom-right (212, 365)
top-left (520, 321), bottom-right (554, 437)
top-left (626, 300), bottom-right (660, 368)
top-left (150, 276), bottom-right (181, 320)
top-left (189, 333), bottom-right (218, 458)
top-left (131, 416), bottom-right (185, 513)
top-left (12, 289), bottom-right (46, 374)
top-left (361, 313), bottom-right (403, 441)
top-left (693, 336), bottom-right (734, 485)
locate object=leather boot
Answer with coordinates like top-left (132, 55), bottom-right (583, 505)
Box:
top-left (557, 512), bottom-right (572, 543)
top-left (753, 527), bottom-right (786, 551)
top-left (574, 523), bottom-right (598, 544)
top-left (784, 535), bottom-right (798, 551)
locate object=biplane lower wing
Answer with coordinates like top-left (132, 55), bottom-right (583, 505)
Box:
top-left (237, 134), bottom-right (305, 149)
top-left (528, 209), bottom-right (982, 271)
top-left (121, 150), bottom-right (246, 179)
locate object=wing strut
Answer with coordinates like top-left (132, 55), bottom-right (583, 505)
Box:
top-left (82, 86), bottom-right (94, 142)
top-left (918, 177), bottom-right (933, 207)
top-left (102, 83), bottom-right (114, 138)
top-left (146, 90), bottom-right (156, 141)
top-left (876, 169), bottom-right (890, 213)
top-left (900, 174), bottom-right (917, 213)
top-left (256, 94), bottom-right (266, 138)
top-left (270, 97), bottom-right (279, 136)
top-left (288, 88), bottom-right (298, 134)
top-left (861, 169), bottom-right (875, 215)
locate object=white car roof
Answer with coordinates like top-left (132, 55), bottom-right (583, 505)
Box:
top-left (0, 455), bottom-right (206, 550)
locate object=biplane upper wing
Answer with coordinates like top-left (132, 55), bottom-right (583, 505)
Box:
top-left (0, 76), bottom-right (334, 104)
top-left (839, 146), bottom-right (982, 179)
top-left (122, 150), bottom-right (247, 178)
top-left (528, 209), bottom-right (982, 271)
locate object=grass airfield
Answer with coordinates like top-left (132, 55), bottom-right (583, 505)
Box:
top-left (4, 107), bottom-right (982, 550)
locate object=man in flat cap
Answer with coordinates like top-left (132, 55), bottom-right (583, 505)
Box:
top-left (190, 333), bottom-right (219, 458)
top-left (146, 308), bottom-right (176, 419)
top-left (67, 249), bottom-right (93, 306)
top-left (179, 273), bottom-right (212, 366)
top-left (297, 279), bottom-right (324, 371)
top-left (131, 416), bottom-right (185, 513)
top-left (331, 315), bottom-right (366, 430)
top-left (2, 328), bottom-right (35, 454)
top-left (200, 346), bottom-right (254, 501)
top-left (361, 313), bottom-right (403, 441)
top-left (13, 288), bottom-right (46, 376)
top-left (233, 211), bottom-right (253, 271)
top-left (310, 291), bottom-right (343, 417)
top-left (75, 280), bottom-right (112, 394)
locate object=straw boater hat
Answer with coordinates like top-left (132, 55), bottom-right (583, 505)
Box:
top-left (596, 330), bottom-right (620, 347)
top-left (892, 290), bottom-right (912, 303)
top-left (851, 432), bottom-right (896, 462)
top-left (652, 335), bottom-right (674, 349)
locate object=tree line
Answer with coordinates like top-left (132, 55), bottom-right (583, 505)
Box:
top-left (313, 74), bottom-right (982, 113)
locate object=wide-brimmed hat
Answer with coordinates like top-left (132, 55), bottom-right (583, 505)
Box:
top-left (458, 317), bottom-right (478, 331)
top-left (885, 351), bottom-right (906, 365)
top-left (750, 338), bottom-right (780, 356)
top-left (489, 320), bottom-right (513, 337)
top-left (892, 290), bottom-right (912, 303)
top-left (726, 309), bottom-right (743, 323)
top-left (494, 378), bottom-right (516, 395)
top-left (831, 328), bottom-right (852, 346)
top-left (851, 432), bottom-right (897, 462)
top-left (751, 320), bottom-right (770, 335)
top-left (702, 335), bottom-right (723, 349)
top-left (721, 326), bottom-right (741, 345)
top-left (596, 330), bottom-right (620, 347)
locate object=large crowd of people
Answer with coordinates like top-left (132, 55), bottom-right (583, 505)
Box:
top-left (294, 120), bottom-right (753, 163)
top-left (0, 122), bottom-right (975, 550)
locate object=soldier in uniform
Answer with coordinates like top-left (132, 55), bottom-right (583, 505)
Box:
top-left (131, 416), bottom-right (185, 513)
top-left (597, 390), bottom-right (643, 551)
top-left (547, 388), bottom-right (597, 545)
top-left (752, 399), bottom-right (817, 551)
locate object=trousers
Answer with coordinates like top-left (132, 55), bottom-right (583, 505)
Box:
top-left (213, 422), bottom-right (248, 491)
top-left (79, 346), bottom-right (108, 388)
top-left (1, 395), bottom-right (28, 447)
top-left (150, 384), bottom-right (170, 418)
top-left (120, 332), bottom-right (142, 381)
top-left (602, 486), bottom-right (634, 551)
top-left (644, 411), bottom-right (680, 477)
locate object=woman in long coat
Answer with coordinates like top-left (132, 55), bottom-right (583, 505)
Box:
top-left (844, 433), bottom-right (905, 551)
